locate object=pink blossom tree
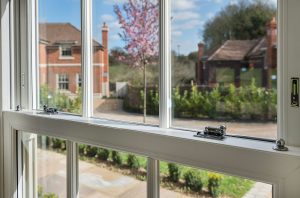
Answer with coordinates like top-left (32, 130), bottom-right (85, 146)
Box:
top-left (114, 0), bottom-right (159, 123)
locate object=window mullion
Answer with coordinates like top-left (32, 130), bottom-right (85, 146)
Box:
top-left (159, 0), bottom-right (171, 129)
top-left (81, 0), bottom-right (93, 118)
top-left (147, 157), bottom-right (160, 198)
top-left (66, 141), bottom-right (79, 198)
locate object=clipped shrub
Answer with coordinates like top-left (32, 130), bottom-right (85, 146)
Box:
top-left (127, 154), bottom-right (140, 169)
top-left (168, 163), bottom-right (180, 183)
top-left (112, 150), bottom-right (122, 165)
top-left (97, 148), bottom-right (110, 161)
top-left (51, 138), bottom-right (65, 150)
top-left (208, 173), bottom-right (223, 198)
top-left (43, 193), bottom-right (58, 198)
top-left (183, 170), bottom-right (203, 192)
top-left (85, 145), bottom-right (98, 157)
top-left (78, 144), bottom-right (86, 156)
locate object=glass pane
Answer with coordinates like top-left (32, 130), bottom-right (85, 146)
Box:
top-left (160, 160), bottom-right (272, 198)
top-left (92, 0), bottom-right (159, 125)
top-left (37, 135), bottom-right (67, 197)
top-left (171, 0), bottom-right (278, 139)
top-left (78, 143), bottom-right (147, 197)
top-left (38, 0), bottom-right (82, 114)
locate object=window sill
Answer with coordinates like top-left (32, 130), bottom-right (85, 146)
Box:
top-left (59, 56), bottom-right (74, 60)
top-left (4, 110), bottom-right (300, 158)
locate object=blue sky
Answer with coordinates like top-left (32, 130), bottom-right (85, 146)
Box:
top-left (39, 0), bottom-right (276, 55)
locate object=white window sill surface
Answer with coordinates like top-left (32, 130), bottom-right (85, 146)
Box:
top-left (59, 56), bottom-right (74, 60)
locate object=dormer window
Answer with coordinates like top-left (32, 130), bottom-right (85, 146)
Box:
top-left (60, 44), bottom-right (72, 57)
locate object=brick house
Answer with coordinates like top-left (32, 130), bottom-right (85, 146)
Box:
top-left (39, 22), bottom-right (109, 98)
top-left (196, 17), bottom-right (277, 88)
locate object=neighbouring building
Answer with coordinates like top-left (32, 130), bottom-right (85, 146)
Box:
top-left (39, 22), bottom-right (110, 98)
top-left (196, 17), bottom-right (277, 88)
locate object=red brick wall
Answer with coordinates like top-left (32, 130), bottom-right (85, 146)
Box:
top-left (39, 43), bottom-right (109, 95)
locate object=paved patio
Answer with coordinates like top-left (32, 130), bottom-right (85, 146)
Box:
top-left (38, 149), bottom-right (190, 198)
top-left (38, 149), bottom-right (272, 198)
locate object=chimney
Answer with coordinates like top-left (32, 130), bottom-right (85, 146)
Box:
top-left (198, 42), bottom-right (205, 61)
top-left (102, 22), bottom-right (109, 49)
top-left (196, 42), bottom-right (205, 85)
top-left (102, 22), bottom-right (109, 96)
top-left (266, 17), bottom-right (277, 68)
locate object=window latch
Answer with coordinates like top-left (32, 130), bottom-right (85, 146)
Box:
top-left (195, 125), bottom-right (226, 140)
top-left (16, 105), bottom-right (21, 111)
top-left (42, 105), bottom-right (58, 115)
top-left (273, 138), bottom-right (288, 151)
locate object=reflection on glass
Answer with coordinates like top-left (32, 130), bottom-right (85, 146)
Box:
top-left (92, 0), bottom-right (159, 125)
top-left (78, 143), bottom-right (147, 197)
top-left (38, 0), bottom-right (82, 114)
top-left (37, 135), bottom-right (67, 198)
top-left (171, 0), bottom-right (278, 139)
top-left (159, 160), bottom-right (272, 198)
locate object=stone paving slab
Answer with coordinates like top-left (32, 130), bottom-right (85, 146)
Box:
top-left (243, 182), bottom-right (272, 198)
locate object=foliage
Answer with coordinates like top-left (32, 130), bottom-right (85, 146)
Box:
top-left (184, 170), bottom-right (203, 192)
top-left (85, 146), bottom-right (98, 157)
top-left (78, 144), bottom-right (86, 156)
top-left (112, 150), bottom-right (123, 165)
top-left (114, 0), bottom-right (159, 122)
top-left (51, 138), bottom-right (66, 150)
top-left (168, 163), bottom-right (181, 183)
top-left (203, 0), bottom-right (276, 49)
top-left (97, 148), bottom-right (110, 161)
top-left (208, 173), bottom-right (223, 198)
top-left (40, 85), bottom-right (82, 114)
top-left (127, 154), bottom-right (140, 169)
top-left (44, 140), bottom-right (253, 198)
top-left (124, 80), bottom-right (277, 121)
top-left (38, 186), bottom-right (58, 198)
top-left (114, 0), bottom-right (159, 67)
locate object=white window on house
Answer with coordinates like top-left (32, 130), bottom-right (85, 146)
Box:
top-left (77, 73), bottom-right (82, 88)
top-left (61, 44), bottom-right (72, 57)
top-left (58, 74), bottom-right (69, 90)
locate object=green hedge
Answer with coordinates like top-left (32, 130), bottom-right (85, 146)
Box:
top-left (124, 80), bottom-right (277, 121)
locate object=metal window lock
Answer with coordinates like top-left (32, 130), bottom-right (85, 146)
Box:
top-left (195, 125), bottom-right (226, 140)
top-left (42, 105), bottom-right (58, 115)
top-left (273, 139), bottom-right (288, 151)
top-left (16, 105), bottom-right (21, 111)
top-left (291, 77), bottom-right (299, 107)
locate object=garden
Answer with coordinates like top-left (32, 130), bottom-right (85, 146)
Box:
top-left (38, 137), bottom-right (255, 198)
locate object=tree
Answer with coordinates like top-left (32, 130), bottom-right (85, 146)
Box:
top-left (203, 0), bottom-right (276, 50)
top-left (114, 0), bottom-right (159, 123)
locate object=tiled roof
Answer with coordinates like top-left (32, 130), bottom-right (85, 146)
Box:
top-left (39, 23), bottom-right (102, 47)
top-left (208, 39), bottom-right (260, 61)
top-left (246, 38), bottom-right (267, 58)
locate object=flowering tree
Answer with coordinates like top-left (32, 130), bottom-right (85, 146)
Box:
top-left (114, 0), bottom-right (159, 123)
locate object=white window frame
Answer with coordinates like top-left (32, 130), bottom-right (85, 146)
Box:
top-left (57, 73), bottom-right (69, 90)
top-left (59, 44), bottom-right (74, 60)
top-left (2, 0), bottom-right (300, 198)
top-left (76, 73), bottom-right (82, 89)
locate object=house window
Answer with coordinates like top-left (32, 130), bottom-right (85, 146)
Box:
top-left (77, 73), bottom-right (82, 88)
top-left (58, 74), bottom-right (69, 90)
top-left (61, 45), bottom-right (72, 57)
